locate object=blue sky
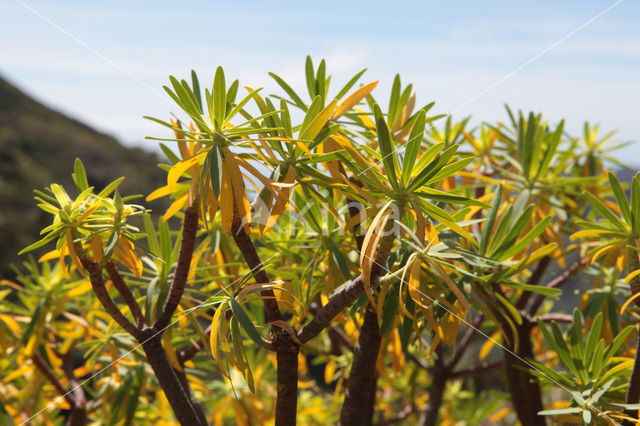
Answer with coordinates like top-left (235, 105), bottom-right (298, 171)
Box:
top-left (1, 0), bottom-right (639, 163)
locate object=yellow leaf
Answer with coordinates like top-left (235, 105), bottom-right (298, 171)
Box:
top-left (479, 331), bottom-right (501, 361)
top-left (620, 291), bottom-right (640, 315)
top-left (219, 157), bottom-right (234, 235)
top-left (162, 193), bottom-right (188, 222)
top-left (333, 81), bottom-right (379, 120)
top-left (300, 100), bottom-right (337, 141)
top-left (38, 249), bottom-right (60, 263)
top-left (91, 234), bottom-right (103, 262)
top-left (298, 352), bottom-right (308, 376)
top-left (591, 243), bottom-right (621, 265)
top-left (147, 185), bottom-right (173, 201)
top-left (489, 407), bottom-right (513, 422)
top-left (0, 313), bottom-right (21, 335)
top-left (66, 229), bottom-right (84, 274)
top-left (66, 281), bottom-right (92, 298)
top-left (429, 260), bottom-right (470, 315)
top-left (210, 305), bottom-right (230, 378)
top-left (324, 359), bottom-right (336, 385)
top-left (263, 167), bottom-right (296, 233)
top-left (625, 269), bottom-right (640, 284)
top-left (167, 152), bottom-right (205, 191)
top-left (570, 229), bottom-right (612, 240)
top-left (235, 157), bottom-right (278, 197)
top-left (361, 207), bottom-right (392, 307)
top-left (223, 150), bottom-right (251, 234)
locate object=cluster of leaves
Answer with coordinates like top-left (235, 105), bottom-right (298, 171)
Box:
top-left (1, 56), bottom-right (639, 425)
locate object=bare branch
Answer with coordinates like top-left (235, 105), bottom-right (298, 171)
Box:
top-left (154, 202), bottom-right (199, 330)
top-left (105, 261), bottom-right (146, 328)
top-left (82, 258), bottom-right (141, 338)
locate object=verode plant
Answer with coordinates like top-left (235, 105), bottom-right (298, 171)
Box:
top-left (2, 56), bottom-right (640, 425)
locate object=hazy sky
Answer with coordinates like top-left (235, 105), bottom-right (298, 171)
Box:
top-left (2, 0), bottom-right (639, 163)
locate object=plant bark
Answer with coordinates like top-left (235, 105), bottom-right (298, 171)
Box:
top-left (420, 347), bottom-right (447, 426)
top-left (231, 216), bottom-right (299, 426)
top-left (154, 203), bottom-right (199, 331)
top-left (623, 334), bottom-right (640, 425)
top-left (140, 328), bottom-right (204, 425)
top-left (503, 322), bottom-right (546, 426)
top-left (339, 306), bottom-right (381, 426)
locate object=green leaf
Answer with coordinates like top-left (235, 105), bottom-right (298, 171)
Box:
top-left (98, 177), bottom-right (125, 198)
top-left (18, 231), bottom-right (59, 255)
top-left (500, 216), bottom-right (552, 261)
top-left (316, 59), bottom-right (326, 106)
top-left (213, 66), bottom-right (226, 130)
top-left (583, 191), bottom-right (628, 232)
top-left (373, 104), bottom-right (400, 190)
top-left (280, 99), bottom-right (293, 138)
top-left (269, 72), bottom-right (307, 111)
top-left (299, 96), bottom-right (322, 139)
top-left (335, 68), bottom-right (367, 100)
top-left (631, 172), bottom-right (640, 235)
top-left (584, 312), bottom-right (603, 363)
top-left (73, 158), bottom-right (89, 192)
top-left (191, 70), bottom-right (202, 111)
top-left (388, 74), bottom-right (401, 126)
top-left (305, 55), bottom-right (315, 99)
top-left (20, 298), bottom-right (45, 344)
top-left (538, 408), bottom-right (582, 416)
top-left (608, 172), bottom-right (632, 225)
top-left (380, 282), bottom-right (400, 335)
top-left (209, 145), bottom-right (222, 199)
top-left (229, 299), bottom-right (264, 346)
top-left (226, 79), bottom-right (239, 107)
top-left (226, 87), bottom-right (262, 123)
top-left (501, 282), bottom-right (561, 298)
top-left (407, 145), bottom-right (458, 192)
top-left (402, 109), bottom-right (426, 184)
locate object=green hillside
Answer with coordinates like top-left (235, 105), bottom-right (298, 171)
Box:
top-left (0, 76), bottom-right (165, 277)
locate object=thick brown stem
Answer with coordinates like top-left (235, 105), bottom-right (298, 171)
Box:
top-left (339, 306), bottom-right (382, 426)
top-left (33, 353), bottom-right (87, 426)
top-left (140, 328), bottom-right (204, 425)
top-left (230, 216), bottom-right (299, 425)
top-left (624, 332), bottom-right (640, 424)
top-left (174, 367), bottom-right (208, 425)
top-left (298, 274), bottom-right (368, 344)
top-left (420, 348), bottom-right (448, 426)
top-left (154, 203), bottom-right (199, 331)
top-left (32, 354), bottom-right (75, 407)
top-left (105, 261), bottom-right (146, 328)
top-left (83, 259), bottom-right (141, 338)
top-left (276, 350), bottom-right (299, 426)
top-left (231, 216), bottom-right (283, 324)
top-left (503, 322), bottom-right (546, 426)
top-left (61, 352), bottom-right (87, 426)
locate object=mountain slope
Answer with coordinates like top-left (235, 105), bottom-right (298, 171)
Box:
top-left (0, 76), bottom-right (166, 277)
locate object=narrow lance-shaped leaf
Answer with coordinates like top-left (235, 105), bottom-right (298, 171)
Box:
top-left (373, 104), bottom-right (400, 190)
